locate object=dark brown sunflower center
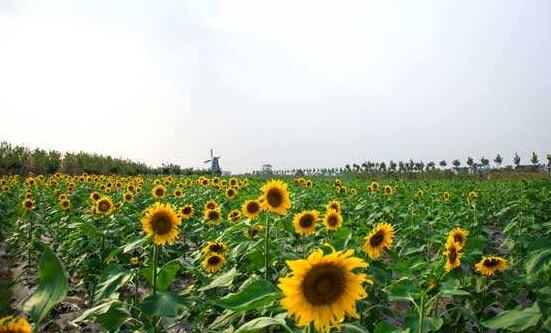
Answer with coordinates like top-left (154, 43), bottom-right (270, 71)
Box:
top-left (209, 244), bottom-right (223, 252)
top-left (483, 258), bottom-right (499, 268)
top-left (125, 194), bottom-right (132, 200)
top-left (448, 248), bottom-right (458, 264)
top-left (151, 213), bottom-right (172, 235)
top-left (93, 194), bottom-right (100, 200)
top-left (327, 215), bottom-right (338, 227)
top-left (302, 264), bottom-right (346, 306)
top-left (247, 202), bottom-right (260, 214)
top-left (62, 201), bottom-right (69, 207)
top-left (24, 201), bottom-right (33, 208)
top-left (330, 204), bottom-right (338, 211)
top-left (155, 188), bottom-right (164, 196)
top-left (98, 201), bottom-right (111, 212)
top-left (206, 203), bottom-right (216, 209)
top-left (299, 215), bottom-right (314, 228)
top-left (227, 189), bottom-right (235, 196)
top-left (207, 256), bottom-right (221, 265)
top-left (369, 230), bottom-right (385, 247)
top-left (182, 207), bottom-right (192, 215)
top-left (453, 235), bottom-right (463, 243)
top-left (208, 210), bottom-right (220, 220)
top-left (266, 189), bottom-right (283, 207)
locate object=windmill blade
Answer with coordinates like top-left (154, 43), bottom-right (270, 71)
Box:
top-left (210, 149), bottom-right (214, 158)
top-left (204, 160), bottom-right (212, 163)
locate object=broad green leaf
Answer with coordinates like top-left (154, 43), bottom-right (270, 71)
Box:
top-left (156, 260), bottom-right (181, 291)
top-left (93, 265), bottom-right (132, 303)
top-left (141, 291), bottom-right (187, 318)
top-left (213, 279), bottom-right (280, 312)
top-left (22, 242), bottom-right (69, 326)
top-left (199, 267), bottom-right (239, 291)
top-left (526, 248), bottom-right (551, 276)
top-left (74, 300), bottom-right (119, 322)
top-left (122, 237), bottom-right (147, 253)
top-left (95, 302), bottom-right (133, 332)
top-left (235, 313), bottom-right (292, 333)
top-left (482, 302), bottom-right (541, 332)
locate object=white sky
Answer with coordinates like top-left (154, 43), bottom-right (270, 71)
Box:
top-left (1, 0), bottom-right (550, 172)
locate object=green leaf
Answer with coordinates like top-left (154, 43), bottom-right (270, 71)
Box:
top-left (439, 289), bottom-right (471, 296)
top-left (235, 313), bottom-right (292, 333)
top-left (213, 279), bottom-right (280, 312)
top-left (156, 260), bottom-right (181, 291)
top-left (374, 321), bottom-right (397, 333)
top-left (74, 300), bottom-right (118, 322)
top-left (93, 266), bottom-right (132, 304)
top-left (198, 267), bottom-right (239, 291)
top-left (141, 291), bottom-right (187, 318)
top-left (22, 242), bottom-right (69, 326)
top-left (526, 248), bottom-right (551, 276)
top-left (482, 302), bottom-right (541, 332)
top-left (95, 302), bottom-right (133, 332)
top-left (341, 322), bottom-right (370, 332)
top-left (385, 278), bottom-right (418, 303)
top-left (122, 237), bottom-right (147, 253)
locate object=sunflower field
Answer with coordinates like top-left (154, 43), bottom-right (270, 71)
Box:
top-left (1, 174), bottom-right (551, 333)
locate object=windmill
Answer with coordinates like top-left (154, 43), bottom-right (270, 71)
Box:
top-left (204, 149), bottom-right (222, 175)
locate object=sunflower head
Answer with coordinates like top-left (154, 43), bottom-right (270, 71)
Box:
top-left (415, 189), bottom-right (425, 199)
top-left (59, 199), bottom-right (71, 210)
top-left (447, 227), bottom-right (468, 249)
top-left (242, 199), bottom-right (262, 220)
top-left (202, 241), bottom-right (228, 255)
top-left (475, 256), bottom-right (507, 277)
top-left (323, 209), bottom-right (343, 231)
top-left (141, 202), bottom-right (181, 245)
top-left (228, 209), bottom-right (241, 223)
top-left (279, 249), bottom-right (370, 333)
top-left (260, 180), bottom-right (291, 215)
top-left (444, 241), bottom-right (462, 272)
top-left (130, 256), bottom-right (140, 268)
top-left (58, 193), bottom-right (68, 201)
top-left (442, 191), bottom-right (451, 203)
top-left (152, 185), bottom-right (166, 199)
top-left (204, 208), bottom-right (222, 224)
top-left (204, 200), bottom-right (219, 211)
top-left (293, 210), bottom-right (319, 235)
top-left (96, 196), bottom-right (114, 216)
top-left (326, 200), bottom-right (342, 214)
top-left (173, 189), bottom-right (183, 198)
top-left (22, 198), bottom-right (34, 211)
top-left (362, 223), bottom-right (395, 259)
top-left (467, 191), bottom-right (478, 204)
top-left (123, 191), bottom-right (134, 202)
top-left (226, 188), bottom-right (237, 199)
top-left (0, 316), bottom-right (32, 333)
top-left (305, 180), bottom-right (313, 188)
top-left (383, 185), bottom-right (394, 195)
top-left (90, 191), bottom-right (101, 202)
top-left (202, 254), bottom-right (226, 273)
top-left (180, 204), bottom-right (194, 219)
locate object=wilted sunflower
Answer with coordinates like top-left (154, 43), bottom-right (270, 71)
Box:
top-left (475, 256), bottom-right (507, 277)
top-left (226, 187), bottom-right (237, 199)
top-left (202, 254), bottom-right (226, 273)
top-left (202, 241), bottom-right (227, 255)
top-left (96, 196), bottom-right (114, 216)
top-left (204, 208), bottom-right (222, 224)
top-left (442, 191), bottom-right (451, 203)
top-left (323, 209), bottom-right (343, 231)
top-left (444, 241), bottom-right (462, 272)
top-left (227, 209), bottom-right (241, 223)
top-left (326, 200), bottom-right (342, 213)
top-left (151, 185), bottom-right (166, 199)
top-left (22, 198), bottom-right (34, 211)
top-left (279, 249), bottom-right (370, 333)
top-left (242, 199), bottom-right (262, 220)
top-left (59, 199), bottom-right (71, 210)
top-left (141, 202), bottom-right (181, 245)
top-left (0, 316), bottom-right (32, 333)
top-left (362, 223), bottom-right (395, 259)
top-left (260, 180), bottom-right (291, 215)
top-left (293, 210), bottom-right (320, 235)
top-left (180, 204), bottom-right (194, 219)
top-left (204, 200), bottom-right (219, 211)
top-left (447, 227), bottom-right (468, 249)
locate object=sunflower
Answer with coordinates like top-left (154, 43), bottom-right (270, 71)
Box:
top-left (226, 187), bottom-right (237, 199)
top-left (326, 200), bottom-right (342, 213)
top-left (242, 199), bottom-right (262, 220)
top-left (202, 254), bottom-right (226, 273)
top-left (0, 316), bottom-right (32, 333)
top-left (22, 198), bottom-right (34, 211)
top-left (444, 241), bottom-right (462, 272)
top-left (467, 191), bottom-right (478, 204)
top-left (58, 193), bottom-right (68, 201)
top-left (362, 223), bottom-right (395, 259)
top-left (447, 227), bottom-right (468, 249)
top-left (383, 185), bottom-right (394, 195)
top-left (202, 241), bottom-right (227, 255)
top-left (227, 209), bottom-right (241, 223)
top-left (204, 200), bottom-right (219, 211)
top-left (173, 189), bottom-right (183, 198)
top-left (180, 204), bottom-right (194, 219)
top-left (260, 180), bottom-right (291, 215)
top-left (201, 178), bottom-right (210, 186)
top-left (293, 210), bottom-right (320, 235)
top-left (338, 186), bottom-right (348, 194)
top-left (96, 196), bottom-right (114, 216)
top-left (229, 177), bottom-right (238, 187)
top-left (130, 257), bottom-right (140, 268)
top-left (475, 256), bottom-right (507, 277)
top-left (90, 192), bottom-right (101, 201)
top-left (123, 191), bottom-right (134, 202)
top-left (415, 189), bottom-right (425, 199)
top-left (305, 180), bottom-right (313, 187)
top-left (278, 249), bottom-right (369, 333)
top-left (204, 208), bottom-right (222, 224)
top-left (151, 185), bottom-right (166, 199)
top-left (350, 188), bottom-right (357, 195)
top-left (59, 199), bottom-right (71, 210)
top-left (323, 209), bottom-right (343, 231)
top-left (442, 191), bottom-right (451, 203)
top-left (141, 202), bottom-right (181, 245)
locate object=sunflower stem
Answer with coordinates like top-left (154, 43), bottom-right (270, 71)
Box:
top-left (264, 217), bottom-right (270, 280)
top-left (419, 292), bottom-right (426, 333)
top-left (152, 244), bottom-right (158, 296)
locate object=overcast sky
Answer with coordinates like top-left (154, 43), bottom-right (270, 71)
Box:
top-left (1, 0), bottom-right (550, 172)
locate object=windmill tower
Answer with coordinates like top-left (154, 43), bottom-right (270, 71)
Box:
top-left (204, 149), bottom-right (222, 175)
